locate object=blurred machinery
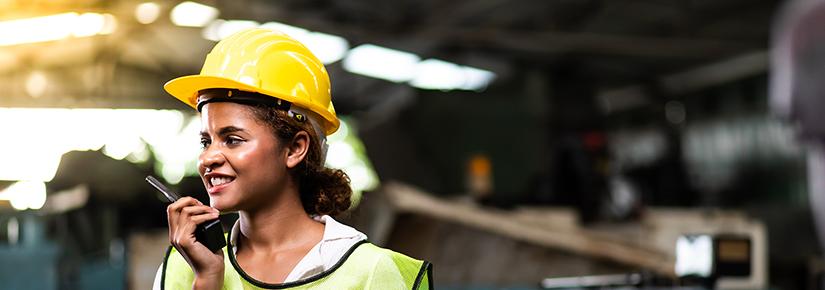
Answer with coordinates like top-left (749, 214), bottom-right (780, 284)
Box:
top-left (772, 0), bottom-right (825, 289)
top-left (540, 234), bottom-right (760, 289)
top-left (355, 182), bottom-right (768, 290)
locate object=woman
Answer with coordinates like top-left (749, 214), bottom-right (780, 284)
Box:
top-left (152, 29), bottom-right (432, 289)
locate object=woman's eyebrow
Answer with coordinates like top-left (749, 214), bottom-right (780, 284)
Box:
top-left (200, 126), bottom-right (245, 137)
top-left (217, 126), bottom-right (245, 136)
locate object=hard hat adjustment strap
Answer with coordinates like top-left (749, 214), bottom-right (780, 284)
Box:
top-left (197, 88), bottom-right (292, 112)
top-left (196, 88), bottom-right (309, 126)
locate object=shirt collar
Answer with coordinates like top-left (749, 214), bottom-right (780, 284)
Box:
top-left (229, 215), bottom-right (367, 251)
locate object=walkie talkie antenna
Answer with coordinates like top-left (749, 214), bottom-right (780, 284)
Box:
top-left (145, 175), bottom-right (181, 202)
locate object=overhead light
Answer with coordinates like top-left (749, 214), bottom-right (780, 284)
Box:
top-left (201, 19), bottom-right (224, 41)
top-left (299, 32), bottom-right (349, 64)
top-left (170, 1), bottom-right (218, 27)
top-left (135, 2), bottom-right (161, 24)
top-left (0, 13), bottom-right (76, 46)
top-left (0, 181), bottom-right (47, 211)
top-left (0, 108), bottom-right (199, 184)
top-left (100, 13), bottom-right (118, 35)
top-left (0, 12), bottom-right (117, 47)
top-left (410, 59), bottom-right (466, 91)
top-left (391, 58), bottom-right (497, 91)
top-left (228, 21), bottom-right (349, 64)
top-left (0, 152), bottom-right (62, 182)
top-left (202, 19), bottom-right (258, 41)
top-left (343, 44), bottom-right (420, 83)
top-left (260, 22), bottom-right (308, 39)
top-left (73, 13), bottom-right (106, 37)
top-left (458, 66), bottom-right (496, 91)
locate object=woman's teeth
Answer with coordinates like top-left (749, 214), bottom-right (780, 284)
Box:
top-left (211, 177), bottom-right (233, 186)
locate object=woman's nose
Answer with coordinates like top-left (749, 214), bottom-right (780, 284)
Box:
top-left (199, 147), bottom-right (225, 173)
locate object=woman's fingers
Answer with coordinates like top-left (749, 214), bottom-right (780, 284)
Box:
top-left (180, 205), bottom-right (217, 218)
top-left (174, 211), bottom-right (220, 249)
top-left (166, 197), bottom-right (213, 246)
top-left (163, 196), bottom-right (225, 279)
top-left (166, 197), bottom-right (202, 230)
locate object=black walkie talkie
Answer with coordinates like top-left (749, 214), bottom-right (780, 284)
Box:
top-left (146, 175), bottom-right (226, 253)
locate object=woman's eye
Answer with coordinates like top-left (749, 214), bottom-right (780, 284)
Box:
top-left (226, 137), bottom-right (244, 145)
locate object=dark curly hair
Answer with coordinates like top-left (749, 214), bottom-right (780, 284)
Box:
top-left (246, 104), bottom-right (352, 216)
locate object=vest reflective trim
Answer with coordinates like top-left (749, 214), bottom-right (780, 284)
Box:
top-left (161, 236), bottom-right (432, 289)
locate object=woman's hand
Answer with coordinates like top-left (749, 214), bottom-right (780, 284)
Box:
top-left (167, 197), bottom-right (224, 289)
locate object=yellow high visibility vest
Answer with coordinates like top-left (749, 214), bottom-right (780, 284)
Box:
top-left (160, 238), bottom-right (433, 290)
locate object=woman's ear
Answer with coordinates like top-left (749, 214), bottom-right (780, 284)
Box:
top-left (285, 131), bottom-right (310, 168)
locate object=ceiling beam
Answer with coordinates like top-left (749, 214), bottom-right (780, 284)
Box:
top-left (597, 51), bottom-right (768, 113)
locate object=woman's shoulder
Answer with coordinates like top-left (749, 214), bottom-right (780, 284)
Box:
top-left (345, 242), bottom-right (433, 289)
top-left (352, 243), bottom-right (422, 264)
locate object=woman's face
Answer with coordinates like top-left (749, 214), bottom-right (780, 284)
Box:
top-left (198, 102), bottom-right (288, 211)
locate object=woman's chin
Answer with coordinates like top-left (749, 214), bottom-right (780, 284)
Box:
top-left (209, 198), bottom-right (236, 212)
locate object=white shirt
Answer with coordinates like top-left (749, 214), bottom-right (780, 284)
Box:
top-left (152, 215), bottom-right (367, 289)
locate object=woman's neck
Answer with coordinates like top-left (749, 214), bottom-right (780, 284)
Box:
top-left (237, 188), bottom-right (324, 254)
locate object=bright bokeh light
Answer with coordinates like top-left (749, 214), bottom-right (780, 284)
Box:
top-left (202, 19), bottom-right (259, 41)
top-left (204, 21), bottom-right (349, 64)
top-left (135, 2), bottom-right (161, 24)
top-left (72, 13), bottom-right (106, 37)
top-left (0, 108), bottom-right (200, 184)
top-left (201, 19), bottom-right (225, 41)
top-left (126, 144), bottom-right (151, 164)
top-left (345, 45), bottom-right (495, 90)
top-left (100, 14), bottom-right (118, 35)
top-left (459, 66), bottom-right (496, 91)
top-left (0, 13), bottom-right (76, 46)
top-left (327, 119), bottom-right (349, 143)
top-left (411, 59), bottom-right (466, 91)
top-left (324, 118), bottom-right (380, 202)
top-left (411, 60), bottom-right (497, 91)
top-left (343, 44), bottom-right (421, 83)
top-left (675, 235), bottom-right (713, 277)
top-left (25, 71), bottom-right (48, 98)
top-left (0, 181), bottom-right (47, 210)
top-left (0, 107), bottom-right (378, 211)
top-left (0, 12), bottom-right (117, 46)
top-left (345, 162), bottom-right (378, 193)
top-left (171, 1), bottom-right (219, 27)
top-left (259, 22), bottom-right (308, 39)
top-left (326, 142), bottom-right (356, 169)
top-left (299, 32), bottom-right (349, 64)
top-left (7, 217), bottom-right (18, 245)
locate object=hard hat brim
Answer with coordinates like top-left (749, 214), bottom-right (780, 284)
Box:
top-left (164, 75), bottom-right (340, 135)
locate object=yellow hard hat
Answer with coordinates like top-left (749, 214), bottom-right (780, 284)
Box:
top-left (164, 28), bottom-right (339, 135)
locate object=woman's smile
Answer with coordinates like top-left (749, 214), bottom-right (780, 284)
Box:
top-left (204, 172), bottom-right (236, 195)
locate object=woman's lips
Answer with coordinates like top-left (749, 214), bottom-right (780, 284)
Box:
top-left (204, 173), bottom-right (235, 195)
top-left (207, 179), bottom-right (233, 195)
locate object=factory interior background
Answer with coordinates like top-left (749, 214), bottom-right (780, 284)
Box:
top-left (0, 0), bottom-right (822, 289)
